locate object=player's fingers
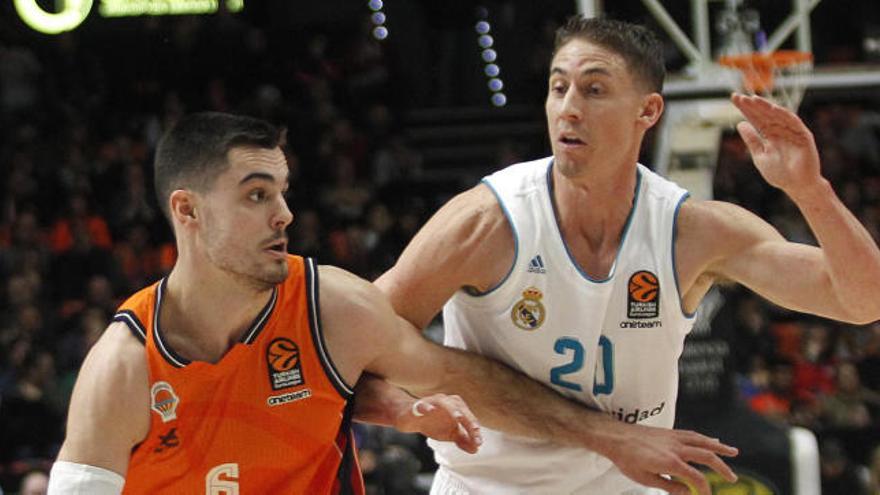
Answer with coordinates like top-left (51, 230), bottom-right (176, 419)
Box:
top-left (453, 422), bottom-right (479, 454)
top-left (681, 447), bottom-right (737, 482)
top-left (731, 93), bottom-right (765, 120)
top-left (681, 432), bottom-right (739, 457)
top-left (446, 398), bottom-right (482, 440)
top-left (736, 121), bottom-right (765, 155)
top-left (732, 92), bottom-right (775, 120)
top-left (666, 460), bottom-right (711, 495)
top-left (440, 396), bottom-right (482, 438)
top-left (412, 400), bottom-right (435, 417)
top-left (457, 412), bottom-right (482, 447)
top-left (637, 474), bottom-right (693, 495)
top-left (734, 94), bottom-right (810, 142)
top-left (732, 94), bottom-right (781, 137)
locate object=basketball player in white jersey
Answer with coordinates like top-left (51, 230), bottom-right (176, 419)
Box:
top-left (363, 15), bottom-right (880, 495)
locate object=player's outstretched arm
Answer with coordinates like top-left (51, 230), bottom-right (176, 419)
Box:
top-left (321, 266), bottom-right (737, 495)
top-left (690, 94), bottom-right (880, 323)
top-left (48, 322), bottom-right (150, 495)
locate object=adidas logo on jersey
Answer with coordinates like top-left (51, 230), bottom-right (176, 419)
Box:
top-left (527, 255), bottom-right (546, 274)
top-left (609, 401), bottom-right (666, 424)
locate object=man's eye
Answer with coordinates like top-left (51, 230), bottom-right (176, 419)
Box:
top-left (249, 190), bottom-right (266, 202)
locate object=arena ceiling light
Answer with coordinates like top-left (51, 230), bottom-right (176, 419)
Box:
top-left (475, 7), bottom-right (506, 106)
top-left (368, 0), bottom-right (388, 40)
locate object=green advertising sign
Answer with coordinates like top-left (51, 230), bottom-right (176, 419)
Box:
top-left (14, 0), bottom-right (94, 34)
top-left (15, 0), bottom-right (244, 34)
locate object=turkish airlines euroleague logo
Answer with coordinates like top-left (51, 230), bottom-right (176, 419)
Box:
top-left (266, 338), bottom-right (305, 390)
top-left (627, 271), bottom-right (659, 319)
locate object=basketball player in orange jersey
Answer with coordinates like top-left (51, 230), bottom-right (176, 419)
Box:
top-left (362, 16), bottom-right (880, 495)
top-left (45, 112), bottom-right (731, 494)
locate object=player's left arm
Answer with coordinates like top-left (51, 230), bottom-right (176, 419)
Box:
top-left (685, 94), bottom-right (880, 324)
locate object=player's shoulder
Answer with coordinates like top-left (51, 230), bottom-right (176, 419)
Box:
top-left (678, 199), bottom-right (774, 239)
top-left (447, 182), bottom-right (505, 217)
top-left (315, 265), bottom-right (396, 375)
top-left (431, 183), bottom-right (510, 246)
top-left (84, 320), bottom-right (149, 391)
top-left (677, 198), bottom-right (729, 230)
top-left (676, 198), bottom-right (783, 266)
top-left (317, 266), bottom-right (385, 319)
top-left (318, 264), bottom-right (371, 295)
top-left (58, 320), bottom-right (150, 469)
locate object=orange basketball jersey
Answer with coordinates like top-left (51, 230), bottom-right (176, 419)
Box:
top-left (113, 255), bottom-right (364, 494)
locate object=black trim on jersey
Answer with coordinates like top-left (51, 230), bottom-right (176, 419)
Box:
top-left (152, 278), bottom-right (190, 368)
top-left (335, 399), bottom-right (363, 495)
top-left (239, 286), bottom-right (278, 344)
top-left (113, 310), bottom-right (147, 345)
top-left (305, 258), bottom-right (354, 399)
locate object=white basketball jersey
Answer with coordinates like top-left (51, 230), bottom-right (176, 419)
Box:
top-left (431, 157), bottom-right (696, 494)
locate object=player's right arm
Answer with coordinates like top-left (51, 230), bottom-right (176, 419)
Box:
top-left (48, 322), bottom-right (151, 494)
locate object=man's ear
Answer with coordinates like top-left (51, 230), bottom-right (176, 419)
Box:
top-left (169, 189), bottom-right (198, 228)
top-left (638, 92), bottom-right (664, 129)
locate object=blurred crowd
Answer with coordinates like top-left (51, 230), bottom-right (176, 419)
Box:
top-left (0, 8), bottom-right (879, 495)
top-left (713, 101), bottom-right (880, 493)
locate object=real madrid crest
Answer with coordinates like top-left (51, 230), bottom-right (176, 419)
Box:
top-left (511, 287), bottom-right (546, 330)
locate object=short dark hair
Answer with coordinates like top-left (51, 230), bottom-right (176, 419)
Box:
top-left (553, 16), bottom-right (666, 93)
top-left (154, 112), bottom-right (284, 223)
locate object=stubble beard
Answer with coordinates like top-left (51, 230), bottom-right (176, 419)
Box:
top-left (237, 258), bottom-right (289, 292)
top-left (206, 243), bottom-right (289, 292)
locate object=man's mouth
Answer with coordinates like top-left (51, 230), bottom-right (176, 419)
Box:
top-left (265, 240), bottom-right (287, 254)
top-left (559, 135), bottom-right (585, 146)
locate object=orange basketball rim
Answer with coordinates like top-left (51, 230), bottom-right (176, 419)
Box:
top-left (718, 50), bottom-right (813, 94)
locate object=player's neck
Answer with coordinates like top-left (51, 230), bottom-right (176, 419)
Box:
top-left (160, 260), bottom-right (273, 363)
top-left (551, 163), bottom-right (638, 278)
top-left (553, 162), bottom-right (637, 235)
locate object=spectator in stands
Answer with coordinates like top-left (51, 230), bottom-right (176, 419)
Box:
top-left (18, 470), bottom-right (48, 495)
top-left (320, 154), bottom-right (373, 222)
top-left (821, 362), bottom-right (880, 429)
top-left (793, 322), bottom-right (837, 404)
top-left (820, 438), bottom-right (870, 495)
top-left (749, 355), bottom-right (796, 424)
top-left (48, 195), bottom-right (112, 255)
top-left (868, 444), bottom-right (880, 494)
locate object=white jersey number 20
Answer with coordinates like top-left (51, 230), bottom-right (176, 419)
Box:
top-left (549, 336), bottom-right (614, 395)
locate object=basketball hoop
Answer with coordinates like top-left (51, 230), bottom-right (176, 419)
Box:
top-left (718, 50), bottom-right (813, 111)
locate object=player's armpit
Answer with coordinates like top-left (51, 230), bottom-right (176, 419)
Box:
top-left (352, 373), bottom-right (416, 428)
top-left (54, 321), bottom-right (150, 481)
top-left (319, 267), bottom-right (483, 452)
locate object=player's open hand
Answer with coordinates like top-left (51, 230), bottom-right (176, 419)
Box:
top-left (606, 423), bottom-right (738, 495)
top-left (731, 93), bottom-right (823, 198)
top-left (394, 394), bottom-right (483, 454)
